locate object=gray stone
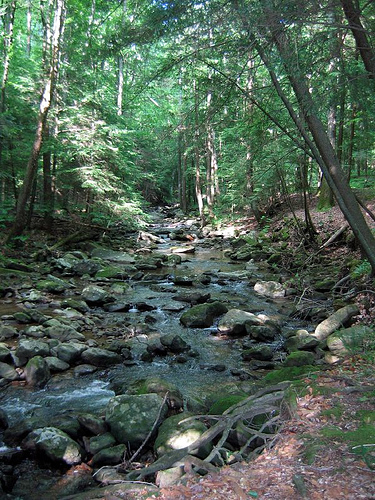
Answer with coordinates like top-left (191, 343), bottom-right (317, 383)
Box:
top-left (126, 377), bottom-right (184, 411)
top-left (0, 343), bottom-right (11, 362)
top-left (171, 245), bottom-right (195, 254)
top-left (72, 260), bottom-right (101, 276)
top-left (61, 298), bottom-right (90, 313)
top-left (91, 248), bottom-right (135, 264)
top-left (74, 364), bottom-right (97, 377)
top-left (0, 325), bottom-right (17, 341)
top-left (45, 356), bottom-right (70, 373)
top-left (160, 334), bottom-right (189, 353)
top-left (87, 432), bottom-right (116, 455)
top-left (15, 339), bottom-right (50, 365)
top-left (0, 408), bottom-right (8, 429)
top-left (241, 345), bottom-right (273, 361)
top-left (312, 304), bottom-right (359, 341)
top-left (285, 331), bottom-right (319, 352)
top-left (246, 324), bottom-right (279, 341)
top-left (44, 325), bottom-right (85, 342)
top-left (180, 301), bottom-right (228, 328)
top-left (91, 444), bottom-right (126, 467)
top-left (22, 427), bottom-right (83, 465)
top-left (36, 277), bottom-right (71, 294)
top-left (105, 393), bottom-right (168, 447)
top-left (254, 281), bottom-right (285, 298)
top-left (24, 356), bottom-right (51, 387)
top-left (81, 285), bottom-right (109, 305)
top-left (283, 351), bottom-right (316, 367)
top-left (23, 325), bottom-right (46, 338)
top-left (80, 347), bottom-right (122, 367)
top-left (78, 414), bottom-right (108, 435)
top-left (326, 325), bottom-right (372, 357)
top-left (54, 342), bottom-right (87, 364)
top-left (218, 309), bottom-right (262, 336)
top-left (0, 361), bottom-right (20, 381)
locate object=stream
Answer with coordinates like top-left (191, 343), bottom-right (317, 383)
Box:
top-left (0, 215), bottom-right (311, 498)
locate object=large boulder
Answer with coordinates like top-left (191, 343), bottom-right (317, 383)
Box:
top-left (326, 325), bottom-right (372, 358)
top-left (105, 394), bottom-right (168, 447)
top-left (312, 304), bottom-right (359, 341)
top-left (180, 301), bottom-right (228, 328)
top-left (24, 356), bottom-right (51, 387)
top-left (125, 377), bottom-right (184, 411)
top-left (154, 412), bottom-right (211, 458)
top-left (21, 427), bottom-right (83, 465)
top-left (283, 351), bottom-right (315, 367)
top-left (54, 342), bottom-right (87, 364)
top-left (80, 347), bottom-right (122, 367)
top-left (254, 281), bottom-right (285, 299)
top-left (0, 343), bottom-right (11, 362)
top-left (72, 259), bottom-right (101, 276)
top-left (0, 361), bottom-right (20, 381)
top-left (81, 285), bottom-right (109, 305)
top-left (285, 330), bottom-right (320, 352)
top-left (0, 325), bottom-right (18, 341)
top-left (44, 324), bottom-right (85, 342)
top-left (160, 334), bottom-right (189, 353)
top-left (241, 345), bottom-right (273, 361)
top-left (218, 309), bottom-right (262, 336)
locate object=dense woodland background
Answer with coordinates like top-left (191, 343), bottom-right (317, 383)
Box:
top-left (1, 0), bottom-right (375, 262)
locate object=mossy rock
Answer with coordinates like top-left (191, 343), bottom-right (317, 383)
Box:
top-left (95, 266), bottom-right (125, 279)
top-left (208, 395), bottom-right (247, 415)
top-left (283, 351), bottom-right (315, 367)
top-left (263, 365), bottom-right (318, 385)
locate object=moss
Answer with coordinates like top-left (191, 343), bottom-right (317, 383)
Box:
top-left (320, 404), bottom-right (343, 420)
top-left (208, 395), bottom-right (247, 415)
top-left (321, 424), bottom-right (375, 446)
top-left (355, 410), bottom-right (375, 424)
top-left (262, 365), bottom-right (319, 385)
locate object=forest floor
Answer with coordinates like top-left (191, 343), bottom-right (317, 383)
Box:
top-left (147, 198), bottom-right (375, 500)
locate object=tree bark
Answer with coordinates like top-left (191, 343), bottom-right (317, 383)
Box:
top-left (6, 0), bottom-right (65, 242)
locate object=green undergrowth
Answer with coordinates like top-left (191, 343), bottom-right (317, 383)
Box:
top-left (262, 365), bottom-right (319, 385)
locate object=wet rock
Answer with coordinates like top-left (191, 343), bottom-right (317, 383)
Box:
top-left (146, 338), bottom-right (168, 356)
top-left (24, 356), bottom-right (51, 387)
top-left (169, 229), bottom-right (193, 241)
top-left (0, 361), bottom-right (20, 381)
top-left (166, 254), bottom-right (182, 265)
top-left (78, 414), bottom-right (108, 435)
top-left (13, 311), bottom-right (33, 324)
top-left (80, 347), bottom-right (122, 367)
top-left (254, 281), bottom-right (285, 298)
top-left (91, 248), bottom-right (135, 264)
top-left (81, 285), bottom-right (109, 305)
top-left (45, 356), bottom-right (70, 373)
top-left (248, 359), bottom-right (275, 370)
top-left (246, 323), bottom-right (280, 341)
top-left (180, 301), bottom-right (228, 328)
top-left (0, 343), bottom-right (11, 362)
top-left (172, 275), bottom-right (195, 285)
top-left (105, 393), bottom-right (168, 447)
top-left (135, 257), bottom-right (163, 270)
top-left (242, 345), bottom-right (273, 361)
top-left (284, 330), bottom-right (319, 352)
top-left (173, 292), bottom-right (211, 304)
top-left (160, 334), bottom-right (189, 353)
top-left (91, 443), bottom-right (126, 467)
top-left (36, 276), bottom-right (72, 294)
top-left (74, 364), bottom-right (97, 377)
top-left (95, 265), bottom-right (125, 279)
top-left (53, 253), bottom-right (82, 271)
top-left (86, 432), bottom-right (116, 455)
top-left (54, 342), bottom-right (87, 364)
top-left (103, 301), bottom-right (131, 312)
top-left (171, 245), bottom-right (195, 254)
top-left (15, 339), bottom-right (50, 365)
top-left (23, 325), bottom-right (46, 338)
top-left (21, 427), bottom-right (83, 465)
top-left (218, 309), bottom-right (262, 335)
top-left (138, 230), bottom-right (164, 244)
top-left (283, 351), bottom-right (315, 367)
top-left (0, 325), bottom-right (17, 341)
top-left (312, 304), bottom-right (359, 341)
top-left (72, 260), bottom-right (101, 276)
top-left (126, 377), bottom-right (184, 411)
top-left (154, 412), bottom-right (211, 458)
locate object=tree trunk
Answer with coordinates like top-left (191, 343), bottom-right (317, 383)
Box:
top-left (194, 79), bottom-right (205, 226)
top-left (264, 11), bottom-right (375, 271)
top-left (6, 0), bottom-right (65, 242)
top-left (340, 0), bottom-right (375, 80)
top-left (117, 54), bottom-right (124, 116)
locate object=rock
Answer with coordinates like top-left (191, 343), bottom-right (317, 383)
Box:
top-left (36, 276), bottom-right (72, 293)
top-left (246, 324), bottom-right (280, 341)
top-left (44, 325), bottom-right (86, 342)
top-left (81, 285), bottom-right (109, 305)
top-left (180, 301), bottom-right (228, 328)
top-left (324, 352), bottom-right (341, 364)
top-left (138, 230), bottom-right (164, 244)
top-left (72, 260), bottom-right (101, 276)
top-left (54, 342), bottom-right (87, 364)
top-left (284, 331), bottom-right (320, 352)
top-left (95, 266), bottom-right (125, 279)
top-left (126, 377), bottom-right (184, 411)
top-left (171, 245), bottom-right (195, 254)
top-left (61, 298), bottom-right (90, 313)
top-left (24, 356), bottom-right (51, 387)
top-left (0, 325), bottom-right (17, 341)
top-left (105, 394), bottom-right (168, 447)
top-left (91, 444), bottom-right (126, 467)
top-left (21, 427), bottom-right (83, 465)
top-left (160, 334), bottom-right (189, 353)
top-left (283, 351), bottom-right (316, 367)
top-left (218, 309), bottom-right (262, 335)
top-left (154, 412), bottom-right (211, 458)
top-left (57, 483), bottom-right (159, 499)
top-left (254, 281), bottom-right (285, 298)
top-left (156, 467), bottom-right (185, 488)
top-left (241, 345), bottom-right (273, 361)
top-left (13, 311), bottom-right (33, 323)
top-left (44, 356), bottom-right (70, 373)
top-left (53, 253), bottom-right (81, 271)
top-left (0, 343), bottom-right (11, 362)
top-left (173, 292), bottom-right (211, 304)
top-left (0, 361), bottom-right (20, 381)
top-left (91, 248), bottom-right (135, 264)
top-left (15, 339), bottom-right (50, 365)
top-left (23, 325), bottom-right (46, 338)
top-left (78, 414), bottom-right (108, 435)
top-left (74, 364), bottom-right (97, 377)
top-left (247, 359), bottom-right (275, 370)
top-left (172, 275), bottom-right (195, 285)
top-left (312, 304), bottom-right (359, 341)
top-left (81, 348), bottom-right (122, 367)
top-left (326, 325), bottom-right (371, 357)
top-left (86, 433), bottom-right (116, 455)
top-left (166, 254), bottom-right (182, 265)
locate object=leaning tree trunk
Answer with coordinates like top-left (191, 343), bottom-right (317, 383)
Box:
top-left (263, 7), bottom-right (375, 272)
top-left (6, 0), bottom-right (65, 242)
